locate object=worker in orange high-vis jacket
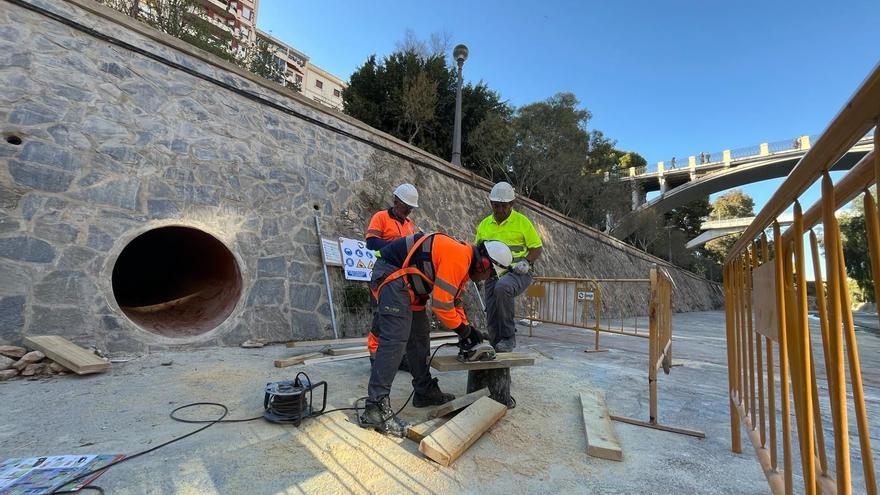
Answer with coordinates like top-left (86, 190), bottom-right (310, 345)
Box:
top-left (359, 232), bottom-right (513, 437)
top-left (365, 184), bottom-right (419, 368)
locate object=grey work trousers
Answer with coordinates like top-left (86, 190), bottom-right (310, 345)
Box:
top-left (485, 271), bottom-right (533, 345)
top-left (367, 259), bottom-right (433, 402)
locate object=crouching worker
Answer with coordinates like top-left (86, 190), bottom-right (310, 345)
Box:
top-left (359, 232), bottom-right (513, 436)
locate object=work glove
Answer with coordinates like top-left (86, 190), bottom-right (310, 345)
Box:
top-left (510, 260), bottom-right (530, 275)
top-left (454, 323), bottom-right (483, 349)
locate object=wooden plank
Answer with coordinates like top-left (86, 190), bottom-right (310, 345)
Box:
top-left (328, 347), bottom-right (367, 356)
top-left (419, 396), bottom-right (507, 466)
top-left (406, 417), bottom-right (449, 443)
top-left (287, 332), bottom-right (455, 348)
top-left (287, 337), bottom-right (366, 348)
top-left (751, 261), bottom-right (779, 341)
top-left (23, 336), bottom-right (108, 375)
top-left (430, 352), bottom-right (535, 372)
top-left (579, 390), bottom-right (623, 461)
top-left (274, 352), bottom-right (322, 368)
top-left (303, 351), bottom-right (370, 365)
top-left (427, 388), bottom-right (490, 419)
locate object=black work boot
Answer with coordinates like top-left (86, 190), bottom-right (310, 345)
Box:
top-left (359, 397), bottom-right (409, 437)
top-left (412, 378), bottom-right (455, 408)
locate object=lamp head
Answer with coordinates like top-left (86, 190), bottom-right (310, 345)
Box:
top-left (453, 44), bottom-right (469, 64)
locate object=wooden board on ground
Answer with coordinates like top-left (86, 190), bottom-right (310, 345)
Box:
top-left (579, 390), bottom-right (623, 461)
top-left (274, 352), bottom-right (322, 368)
top-left (287, 337), bottom-right (365, 348)
top-left (419, 396), bottom-right (507, 466)
top-left (406, 417), bottom-right (449, 443)
top-left (287, 332), bottom-right (455, 349)
top-left (427, 388), bottom-right (490, 419)
top-left (303, 351), bottom-right (370, 365)
top-left (430, 352), bottom-right (535, 372)
top-left (328, 347), bottom-right (367, 356)
top-left (23, 336), bottom-right (108, 375)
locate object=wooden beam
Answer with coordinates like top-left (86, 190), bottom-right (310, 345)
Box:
top-left (579, 390), bottom-right (623, 461)
top-left (430, 353), bottom-right (535, 372)
top-left (287, 332), bottom-right (458, 348)
top-left (419, 396), bottom-right (507, 466)
top-left (406, 417), bottom-right (448, 443)
top-left (274, 352), bottom-right (322, 368)
top-left (287, 337), bottom-right (365, 348)
top-left (327, 347), bottom-right (367, 356)
top-left (23, 336), bottom-right (109, 375)
top-left (303, 351), bottom-right (370, 365)
top-left (427, 388), bottom-right (490, 419)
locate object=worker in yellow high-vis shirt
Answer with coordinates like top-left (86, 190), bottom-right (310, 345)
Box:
top-left (474, 182), bottom-right (543, 352)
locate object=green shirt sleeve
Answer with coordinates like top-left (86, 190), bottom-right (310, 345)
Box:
top-left (521, 215), bottom-right (542, 249)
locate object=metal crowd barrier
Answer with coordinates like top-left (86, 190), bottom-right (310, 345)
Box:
top-left (723, 64), bottom-right (880, 494)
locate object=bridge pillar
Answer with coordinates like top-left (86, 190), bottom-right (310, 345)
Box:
top-left (759, 143), bottom-right (769, 156)
top-left (688, 156), bottom-right (697, 180)
top-left (657, 161), bottom-right (668, 196)
top-left (723, 149), bottom-right (731, 167)
top-left (631, 183), bottom-right (645, 210)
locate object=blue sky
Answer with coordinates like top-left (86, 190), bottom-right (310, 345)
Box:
top-left (257, 0), bottom-right (879, 216)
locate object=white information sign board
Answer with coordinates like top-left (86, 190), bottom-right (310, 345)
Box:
top-left (340, 237), bottom-right (375, 281)
top-left (577, 290), bottom-right (595, 301)
top-left (321, 238), bottom-right (342, 266)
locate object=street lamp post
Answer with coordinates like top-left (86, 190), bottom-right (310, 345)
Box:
top-left (451, 44), bottom-right (468, 166)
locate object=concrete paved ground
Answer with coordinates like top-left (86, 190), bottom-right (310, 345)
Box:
top-left (2, 311), bottom-right (876, 494)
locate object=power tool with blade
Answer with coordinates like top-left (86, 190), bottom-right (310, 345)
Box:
top-left (458, 342), bottom-right (497, 362)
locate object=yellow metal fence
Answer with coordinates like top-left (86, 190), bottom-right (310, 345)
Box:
top-left (724, 64), bottom-right (880, 494)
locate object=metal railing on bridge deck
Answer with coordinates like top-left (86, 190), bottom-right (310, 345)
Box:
top-left (723, 62), bottom-right (880, 495)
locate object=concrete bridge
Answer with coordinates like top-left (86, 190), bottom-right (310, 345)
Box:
top-left (610, 134), bottom-right (874, 238)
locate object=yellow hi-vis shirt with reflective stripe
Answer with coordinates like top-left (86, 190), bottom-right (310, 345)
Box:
top-left (474, 209), bottom-right (542, 261)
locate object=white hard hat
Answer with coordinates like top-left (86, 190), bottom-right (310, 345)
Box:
top-left (489, 182), bottom-right (515, 203)
top-left (483, 240), bottom-right (513, 276)
top-left (393, 183), bottom-right (419, 208)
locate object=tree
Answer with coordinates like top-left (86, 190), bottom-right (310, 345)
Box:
top-left (397, 69), bottom-right (438, 145)
top-left (343, 46), bottom-right (510, 174)
top-left (666, 197), bottom-right (711, 240)
top-left (705, 189), bottom-right (756, 263)
top-left (709, 189), bottom-right (754, 220)
top-left (248, 38), bottom-right (291, 88)
top-left (839, 211), bottom-right (872, 302)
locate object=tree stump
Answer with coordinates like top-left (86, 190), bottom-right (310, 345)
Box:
top-left (467, 368), bottom-right (514, 408)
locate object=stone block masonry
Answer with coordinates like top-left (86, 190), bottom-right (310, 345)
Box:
top-left (0, 0), bottom-right (722, 352)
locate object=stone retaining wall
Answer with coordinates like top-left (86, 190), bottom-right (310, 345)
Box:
top-left (0, 0), bottom-right (722, 352)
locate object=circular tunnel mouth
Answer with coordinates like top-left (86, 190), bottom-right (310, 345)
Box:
top-left (112, 226), bottom-right (242, 337)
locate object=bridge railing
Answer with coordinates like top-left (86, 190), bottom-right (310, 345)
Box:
top-left (722, 62), bottom-right (880, 495)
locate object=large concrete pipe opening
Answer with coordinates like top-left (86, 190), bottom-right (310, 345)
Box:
top-left (112, 226), bottom-right (242, 337)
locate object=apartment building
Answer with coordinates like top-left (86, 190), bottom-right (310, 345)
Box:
top-left (256, 28), bottom-right (346, 110)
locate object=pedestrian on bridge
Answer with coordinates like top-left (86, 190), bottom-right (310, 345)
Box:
top-left (474, 182), bottom-right (543, 352)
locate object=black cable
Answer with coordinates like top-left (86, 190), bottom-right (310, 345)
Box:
top-left (46, 343), bottom-right (460, 493)
top-left (48, 403), bottom-right (230, 494)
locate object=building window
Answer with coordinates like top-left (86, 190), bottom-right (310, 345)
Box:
top-left (333, 89), bottom-right (341, 97)
top-left (242, 6), bottom-right (252, 19)
top-left (315, 80), bottom-right (323, 89)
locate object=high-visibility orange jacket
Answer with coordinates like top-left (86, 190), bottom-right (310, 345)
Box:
top-left (374, 233), bottom-right (473, 330)
top-left (366, 209), bottom-right (416, 246)
top-left (366, 209), bottom-right (417, 354)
